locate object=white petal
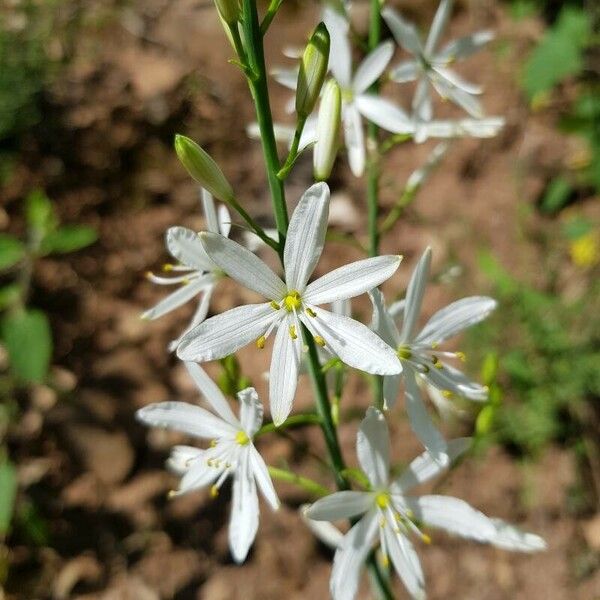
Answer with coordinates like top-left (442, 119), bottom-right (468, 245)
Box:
top-left (271, 66), bottom-right (298, 90)
top-left (201, 188), bottom-right (220, 233)
top-left (177, 303), bottom-right (279, 361)
top-left (218, 204), bottom-right (232, 237)
top-left (389, 299), bottom-right (406, 320)
top-left (301, 506), bottom-right (345, 549)
top-left (382, 7), bottom-right (423, 56)
top-left (177, 459), bottom-right (221, 495)
top-left (416, 117), bottom-right (505, 140)
top-left (343, 103), bottom-right (365, 177)
top-left (237, 387), bottom-right (264, 437)
top-left (324, 7), bottom-right (352, 88)
top-left (284, 182), bottom-right (330, 291)
top-left (355, 95), bottom-right (414, 134)
top-left (417, 296), bottom-right (497, 345)
top-left (307, 307), bottom-right (401, 375)
top-left (249, 446), bottom-right (280, 510)
top-left (383, 373), bottom-right (402, 410)
top-left (487, 519), bottom-right (547, 552)
top-left (185, 361), bottom-right (239, 426)
top-left (412, 77), bottom-right (433, 122)
top-left (390, 60), bottom-right (419, 83)
top-left (393, 437), bottom-right (471, 493)
top-left (229, 451), bottom-right (259, 563)
top-left (352, 41), bottom-right (394, 94)
top-left (298, 114), bottom-right (319, 151)
top-left (136, 401), bottom-right (236, 439)
top-left (424, 0), bottom-right (453, 55)
top-left (200, 232), bottom-right (285, 299)
top-left (305, 491), bottom-right (373, 521)
top-left (400, 247), bottom-right (431, 342)
top-left (406, 495), bottom-right (498, 543)
top-left (330, 511), bottom-right (378, 600)
top-left (369, 288), bottom-right (401, 348)
top-left (421, 362), bottom-right (488, 401)
top-left (433, 66), bottom-right (483, 95)
top-left (269, 320), bottom-right (302, 426)
top-left (383, 525), bottom-right (426, 600)
top-left (142, 275), bottom-right (213, 321)
top-left (437, 30), bottom-right (494, 62)
top-left (167, 445), bottom-right (202, 476)
top-left (357, 407), bottom-right (390, 488)
top-left (167, 286), bottom-right (215, 352)
top-left (166, 226), bottom-right (214, 271)
top-left (430, 75), bottom-right (484, 118)
top-left (404, 369), bottom-right (449, 466)
top-left (305, 255), bottom-right (402, 306)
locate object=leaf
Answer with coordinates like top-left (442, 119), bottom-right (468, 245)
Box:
top-left (25, 189), bottom-right (56, 236)
top-left (0, 460), bottom-right (17, 536)
top-left (40, 225), bottom-right (97, 255)
top-left (0, 234), bottom-right (25, 270)
top-left (521, 8), bottom-right (591, 99)
top-left (0, 284), bottom-right (21, 310)
top-left (1, 309), bottom-right (52, 383)
top-left (540, 177), bottom-right (572, 214)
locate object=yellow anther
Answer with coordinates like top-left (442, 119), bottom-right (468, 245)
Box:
top-left (256, 336), bottom-right (266, 349)
top-left (379, 517), bottom-right (386, 528)
top-left (167, 490), bottom-right (177, 499)
top-left (235, 430), bottom-right (250, 446)
top-left (145, 271), bottom-right (154, 279)
top-left (306, 307), bottom-right (317, 318)
top-left (421, 533), bottom-right (432, 545)
top-left (431, 342), bottom-right (439, 349)
top-left (181, 278), bottom-right (190, 285)
top-left (162, 263), bottom-right (174, 272)
top-left (209, 439), bottom-right (217, 448)
top-left (289, 325), bottom-right (298, 340)
top-left (397, 346), bottom-right (412, 360)
top-left (375, 492), bottom-right (390, 509)
top-left (206, 459), bottom-right (213, 467)
top-left (283, 290), bottom-right (302, 312)
top-left (210, 485), bottom-right (219, 498)
top-left (270, 301), bottom-right (281, 310)
top-left (456, 351), bottom-right (466, 362)
top-left (405, 509), bottom-right (414, 519)
top-left (434, 361), bottom-right (443, 370)
top-left (442, 390), bottom-right (453, 398)
top-left (314, 335), bottom-right (326, 347)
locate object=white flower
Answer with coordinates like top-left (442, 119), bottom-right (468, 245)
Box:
top-left (177, 182), bottom-right (402, 425)
top-left (369, 247), bottom-right (497, 463)
top-left (136, 361), bottom-right (279, 564)
top-left (142, 189), bottom-right (230, 350)
top-left (383, 1), bottom-right (494, 120)
top-left (413, 115), bottom-right (505, 143)
top-left (305, 408), bottom-right (546, 600)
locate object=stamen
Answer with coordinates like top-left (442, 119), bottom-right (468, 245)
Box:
top-left (162, 263), bottom-right (174, 272)
top-left (235, 430), bottom-right (250, 446)
top-left (270, 301), bottom-right (281, 310)
top-left (397, 345), bottom-right (412, 360)
top-left (375, 492), bottom-right (390, 509)
top-left (289, 325), bottom-right (298, 340)
top-left (306, 307), bottom-right (316, 318)
top-left (210, 485), bottom-right (219, 498)
top-left (209, 439), bottom-right (217, 448)
top-left (256, 336), bottom-right (266, 349)
top-left (283, 290), bottom-right (302, 312)
top-left (456, 351), bottom-right (466, 362)
top-left (442, 390), bottom-right (453, 398)
top-left (421, 533), bottom-right (432, 545)
top-left (314, 335), bottom-right (325, 347)
top-left (167, 490), bottom-right (177, 499)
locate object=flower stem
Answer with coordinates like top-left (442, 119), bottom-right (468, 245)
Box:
top-left (267, 466), bottom-right (330, 497)
top-left (241, 0), bottom-right (288, 254)
top-left (277, 114), bottom-right (307, 179)
top-left (256, 413), bottom-right (321, 437)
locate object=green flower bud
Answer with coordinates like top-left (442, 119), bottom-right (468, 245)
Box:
top-left (296, 22), bottom-right (330, 118)
top-left (314, 79), bottom-right (341, 181)
top-left (174, 134), bottom-right (234, 202)
top-left (214, 0), bottom-right (240, 25)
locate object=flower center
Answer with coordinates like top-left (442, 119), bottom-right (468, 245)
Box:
top-left (341, 87), bottom-right (354, 103)
top-left (375, 491), bottom-right (390, 509)
top-left (235, 430), bottom-right (250, 446)
top-left (397, 345), bottom-right (412, 360)
top-left (283, 290), bottom-right (302, 312)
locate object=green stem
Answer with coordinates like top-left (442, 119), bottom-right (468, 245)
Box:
top-left (268, 466), bottom-right (330, 497)
top-left (229, 196), bottom-right (280, 252)
top-left (241, 0), bottom-right (288, 254)
top-left (277, 114), bottom-right (307, 179)
top-left (260, 0), bottom-right (283, 35)
top-left (256, 413), bottom-right (321, 437)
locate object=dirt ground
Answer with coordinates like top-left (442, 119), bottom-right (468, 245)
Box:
top-left (2, 0), bottom-right (599, 598)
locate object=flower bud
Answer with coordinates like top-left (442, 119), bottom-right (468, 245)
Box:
top-left (214, 0), bottom-right (240, 25)
top-left (174, 135), bottom-right (234, 202)
top-left (296, 22), bottom-right (330, 118)
top-left (313, 79), bottom-right (341, 181)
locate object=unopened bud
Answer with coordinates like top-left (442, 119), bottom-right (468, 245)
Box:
top-left (174, 134), bottom-right (234, 202)
top-left (296, 22), bottom-right (330, 118)
top-left (214, 0), bottom-right (240, 24)
top-left (313, 79), bottom-right (341, 181)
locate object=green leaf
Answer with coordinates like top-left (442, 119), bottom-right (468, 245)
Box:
top-left (562, 216), bottom-right (593, 241)
top-left (0, 284), bottom-right (21, 311)
top-left (0, 460), bottom-right (17, 536)
top-left (540, 177), bottom-right (572, 214)
top-left (521, 8), bottom-right (591, 99)
top-left (0, 234), bottom-right (25, 270)
top-left (25, 189), bottom-right (56, 236)
top-left (39, 225), bottom-right (97, 255)
top-left (1, 309), bottom-right (52, 383)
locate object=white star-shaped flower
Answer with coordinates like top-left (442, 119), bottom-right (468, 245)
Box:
top-left (142, 189), bottom-right (230, 350)
top-left (383, 0), bottom-right (494, 121)
top-left (177, 182), bottom-right (402, 425)
top-left (136, 361), bottom-right (279, 564)
top-left (305, 408), bottom-right (546, 600)
top-left (370, 247), bottom-right (497, 463)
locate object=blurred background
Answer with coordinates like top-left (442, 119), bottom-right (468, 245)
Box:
top-left (0, 0), bottom-right (598, 598)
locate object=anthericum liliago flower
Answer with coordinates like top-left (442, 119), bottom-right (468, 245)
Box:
top-left (136, 361), bottom-right (279, 564)
top-left (305, 408), bottom-right (546, 600)
top-left (383, 0), bottom-right (494, 121)
top-left (370, 246), bottom-right (496, 464)
top-left (142, 189), bottom-right (230, 350)
top-left (177, 182), bottom-right (403, 425)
